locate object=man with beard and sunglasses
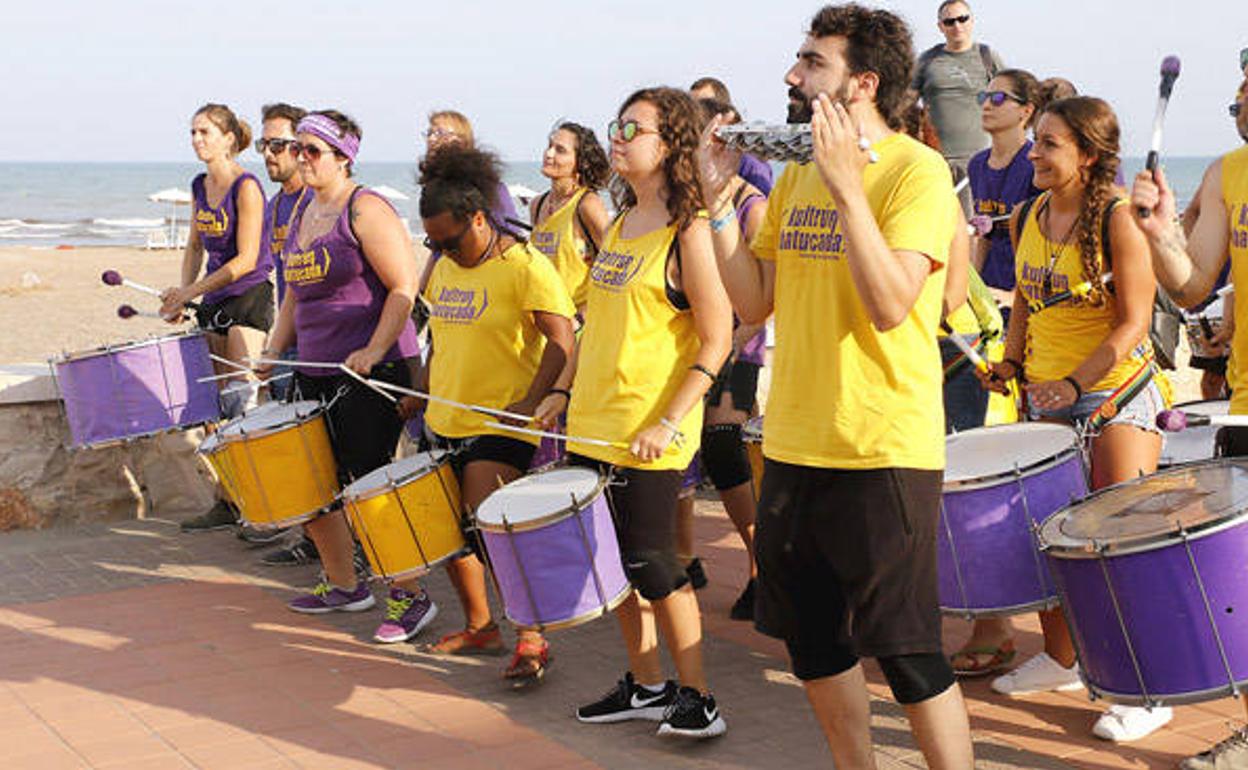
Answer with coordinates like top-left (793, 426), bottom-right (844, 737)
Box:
top-left (697, 5), bottom-right (973, 767)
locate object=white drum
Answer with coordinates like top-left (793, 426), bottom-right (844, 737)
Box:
top-left (1159, 400), bottom-right (1230, 468)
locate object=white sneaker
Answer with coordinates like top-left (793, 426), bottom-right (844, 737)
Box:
top-left (990, 652), bottom-right (1084, 695)
top-left (1092, 704), bottom-right (1174, 742)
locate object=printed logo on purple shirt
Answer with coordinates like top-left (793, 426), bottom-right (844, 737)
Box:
top-left (284, 247), bottom-right (332, 286)
top-left (195, 208), bottom-right (229, 238)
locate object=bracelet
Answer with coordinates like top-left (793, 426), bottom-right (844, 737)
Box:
top-left (709, 205), bottom-right (737, 233)
top-left (548, 387), bottom-right (571, 400)
top-left (659, 416), bottom-right (686, 447)
top-left (689, 363), bottom-right (716, 381)
top-left (1063, 376), bottom-right (1083, 401)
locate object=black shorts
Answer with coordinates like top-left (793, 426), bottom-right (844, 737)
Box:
top-left (754, 458), bottom-right (944, 660)
top-left (567, 453), bottom-right (687, 600)
top-left (197, 281), bottom-right (274, 333)
top-left (429, 433), bottom-right (536, 478)
top-left (291, 360), bottom-right (408, 486)
top-left (1216, 425), bottom-right (1248, 457)
top-left (705, 360), bottom-right (760, 414)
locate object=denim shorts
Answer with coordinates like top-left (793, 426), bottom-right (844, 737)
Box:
top-left (1027, 379), bottom-right (1167, 436)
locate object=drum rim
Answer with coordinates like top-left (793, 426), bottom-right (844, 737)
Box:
top-left (50, 331), bottom-right (208, 363)
top-left (359, 545), bottom-right (473, 582)
top-left (1039, 457), bottom-right (1248, 557)
top-left (506, 582), bottom-right (632, 632)
top-left (210, 400), bottom-right (325, 442)
top-left (1084, 678), bottom-right (1248, 708)
top-left (476, 467), bottom-right (608, 533)
top-left (940, 595), bottom-right (1061, 619)
top-left (943, 443), bottom-right (1083, 492)
top-left (73, 419), bottom-right (217, 450)
top-left (338, 450), bottom-right (452, 503)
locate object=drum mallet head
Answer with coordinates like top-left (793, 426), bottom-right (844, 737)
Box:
top-left (101, 270), bottom-right (123, 286)
top-left (117, 304), bottom-right (138, 319)
top-left (1156, 409), bottom-right (1189, 432)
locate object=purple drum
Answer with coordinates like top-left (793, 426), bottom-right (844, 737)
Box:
top-left (1039, 458), bottom-right (1248, 706)
top-left (939, 423), bottom-right (1088, 617)
top-left (475, 466), bottom-right (630, 631)
top-left (52, 333), bottom-right (220, 448)
top-left (1159, 399), bottom-right (1229, 468)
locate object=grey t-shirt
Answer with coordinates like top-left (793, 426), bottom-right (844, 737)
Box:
top-left (912, 43), bottom-right (1004, 159)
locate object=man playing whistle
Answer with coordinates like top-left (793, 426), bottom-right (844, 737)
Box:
top-left (1131, 71), bottom-right (1248, 770)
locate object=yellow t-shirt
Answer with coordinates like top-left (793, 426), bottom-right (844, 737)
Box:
top-left (567, 214), bottom-right (702, 470)
top-left (751, 132), bottom-right (954, 470)
top-left (530, 188), bottom-right (592, 307)
top-left (1015, 194), bottom-right (1156, 392)
top-left (424, 241), bottom-right (576, 443)
top-left (1222, 146), bottom-right (1248, 414)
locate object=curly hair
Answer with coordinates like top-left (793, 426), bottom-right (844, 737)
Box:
top-left (418, 144), bottom-right (501, 222)
top-left (609, 87), bottom-right (706, 231)
top-left (556, 122), bottom-right (611, 190)
top-left (1036, 77), bottom-right (1078, 116)
top-left (808, 4), bottom-right (915, 130)
top-left (994, 68), bottom-right (1041, 129)
top-left (1040, 96), bottom-right (1120, 307)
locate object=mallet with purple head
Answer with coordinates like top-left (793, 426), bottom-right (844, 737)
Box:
top-left (1139, 55), bottom-right (1181, 219)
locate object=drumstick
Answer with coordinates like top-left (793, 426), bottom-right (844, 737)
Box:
top-left (1155, 408), bottom-right (1248, 432)
top-left (102, 270), bottom-right (201, 310)
top-left (1029, 273), bottom-right (1114, 312)
top-left (245, 357), bottom-right (342, 370)
top-left (367, 379), bottom-right (533, 423)
top-left (940, 324), bottom-right (989, 374)
top-left (337, 364), bottom-right (397, 403)
top-left (209, 353), bottom-right (252, 371)
top-left (196, 370), bottom-right (293, 384)
top-left (484, 420), bottom-right (628, 450)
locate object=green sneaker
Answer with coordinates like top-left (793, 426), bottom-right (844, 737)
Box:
top-left (180, 500), bottom-right (237, 533)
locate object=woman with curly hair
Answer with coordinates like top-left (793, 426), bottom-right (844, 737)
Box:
top-left (386, 146), bottom-right (576, 686)
top-left (529, 122), bottom-right (611, 310)
top-left (535, 86), bottom-right (732, 739)
top-left (979, 96), bottom-right (1173, 742)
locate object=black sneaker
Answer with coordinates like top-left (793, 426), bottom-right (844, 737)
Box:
top-left (237, 524), bottom-right (289, 545)
top-left (685, 558), bottom-right (708, 590)
top-left (657, 686), bottom-right (727, 739)
top-left (180, 500), bottom-right (238, 533)
top-left (261, 536), bottom-right (319, 566)
top-left (729, 578), bottom-right (756, 621)
top-left (575, 672), bottom-right (677, 723)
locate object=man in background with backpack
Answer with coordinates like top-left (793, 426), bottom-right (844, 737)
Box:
top-left (911, 0), bottom-right (1004, 216)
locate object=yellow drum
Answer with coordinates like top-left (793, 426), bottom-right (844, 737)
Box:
top-left (341, 451), bottom-right (466, 580)
top-left (199, 401), bottom-right (339, 528)
top-left (743, 416), bottom-right (764, 500)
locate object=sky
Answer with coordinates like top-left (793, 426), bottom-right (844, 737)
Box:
top-left (2, 0), bottom-right (1245, 163)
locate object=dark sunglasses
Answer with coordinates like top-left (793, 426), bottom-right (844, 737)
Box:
top-left (607, 119), bottom-right (660, 143)
top-left (941, 13), bottom-right (971, 27)
top-left (977, 90), bottom-right (1025, 107)
top-left (422, 222), bottom-right (473, 256)
top-left (255, 138), bottom-right (295, 155)
top-left (1232, 103), bottom-right (1243, 118)
top-left (290, 142), bottom-right (340, 162)
top-left (1240, 47), bottom-right (1247, 71)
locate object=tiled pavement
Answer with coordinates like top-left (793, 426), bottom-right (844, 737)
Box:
top-left (0, 500), bottom-right (1239, 769)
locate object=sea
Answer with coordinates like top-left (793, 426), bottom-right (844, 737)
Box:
top-left (0, 157), bottom-right (1216, 248)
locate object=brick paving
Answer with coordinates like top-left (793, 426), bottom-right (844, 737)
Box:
top-left (0, 499), bottom-right (1236, 769)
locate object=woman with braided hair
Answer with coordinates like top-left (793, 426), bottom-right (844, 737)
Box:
top-left (977, 96), bottom-right (1174, 742)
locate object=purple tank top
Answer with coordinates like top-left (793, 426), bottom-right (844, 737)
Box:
top-left (968, 142), bottom-right (1039, 291)
top-left (264, 187), bottom-right (308, 305)
top-left (735, 191), bottom-right (768, 365)
top-left (283, 187), bottom-right (419, 375)
top-left (191, 172), bottom-right (272, 305)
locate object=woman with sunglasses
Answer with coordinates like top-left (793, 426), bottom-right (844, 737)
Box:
top-left (161, 103), bottom-right (271, 416)
top-left (977, 97), bottom-right (1173, 743)
top-left (529, 122), bottom-right (611, 310)
top-left (260, 110), bottom-right (420, 616)
top-left (536, 87), bottom-right (732, 739)
top-left (386, 145), bottom-right (576, 686)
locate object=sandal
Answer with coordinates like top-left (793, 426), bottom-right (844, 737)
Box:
top-left (503, 637), bottom-right (551, 688)
top-left (950, 638), bottom-right (1016, 677)
top-left (426, 621), bottom-right (504, 655)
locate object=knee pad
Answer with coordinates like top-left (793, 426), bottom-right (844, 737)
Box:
top-left (877, 652), bottom-right (955, 704)
top-left (623, 549), bottom-right (687, 600)
top-left (784, 639), bottom-right (858, 682)
top-left (701, 423), bottom-right (752, 491)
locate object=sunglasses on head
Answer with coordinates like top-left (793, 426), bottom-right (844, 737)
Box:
top-left (607, 119), bottom-right (660, 143)
top-left (290, 142), bottom-right (339, 162)
top-left (255, 138), bottom-right (295, 155)
top-left (977, 90), bottom-right (1025, 107)
top-left (941, 13), bottom-right (971, 27)
top-left (422, 221), bottom-right (473, 256)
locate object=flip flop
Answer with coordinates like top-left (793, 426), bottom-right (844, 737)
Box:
top-left (950, 639), bottom-right (1016, 677)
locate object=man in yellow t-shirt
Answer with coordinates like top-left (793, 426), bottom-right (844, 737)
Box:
top-left (1130, 72), bottom-right (1248, 770)
top-left (696, 5), bottom-right (973, 766)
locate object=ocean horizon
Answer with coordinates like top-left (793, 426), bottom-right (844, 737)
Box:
top-left (0, 157), bottom-right (1216, 248)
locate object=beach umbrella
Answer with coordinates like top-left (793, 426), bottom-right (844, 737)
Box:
top-left (147, 187), bottom-right (192, 246)
top-left (372, 185), bottom-right (410, 201)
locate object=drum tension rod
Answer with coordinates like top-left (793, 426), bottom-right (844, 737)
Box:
top-left (1178, 525), bottom-right (1241, 700)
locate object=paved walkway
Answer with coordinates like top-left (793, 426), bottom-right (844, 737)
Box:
top-left (0, 500), bottom-right (1236, 769)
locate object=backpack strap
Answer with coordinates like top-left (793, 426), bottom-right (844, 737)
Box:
top-left (532, 191), bottom-right (549, 223)
top-left (1009, 193), bottom-right (1041, 254)
top-left (978, 43), bottom-right (999, 80)
top-left (574, 192), bottom-right (599, 258)
top-left (1100, 197), bottom-right (1121, 271)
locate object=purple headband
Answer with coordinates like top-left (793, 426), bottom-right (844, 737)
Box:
top-left (296, 113), bottom-right (360, 162)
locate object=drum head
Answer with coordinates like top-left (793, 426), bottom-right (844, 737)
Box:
top-left (742, 416), bottom-right (764, 443)
top-left (219, 400), bottom-right (321, 437)
top-left (945, 423), bottom-right (1080, 485)
top-left (476, 467), bottom-right (603, 527)
top-left (1160, 400), bottom-right (1229, 466)
top-left (1040, 458), bottom-right (1248, 554)
top-left (342, 451), bottom-right (447, 497)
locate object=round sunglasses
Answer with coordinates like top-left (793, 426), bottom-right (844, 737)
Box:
top-left (607, 119), bottom-right (660, 143)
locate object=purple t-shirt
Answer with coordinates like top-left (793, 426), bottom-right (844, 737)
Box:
top-left (738, 153), bottom-right (774, 197)
top-left (283, 187), bottom-right (419, 375)
top-left (263, 186), bottom-right (308, 305)
top-left (968, 142), bottom-right (1039, 291)
top-left (734, 191), bottom-right (769, 365)
top-left (191, 172), bottom-right (271, 305)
